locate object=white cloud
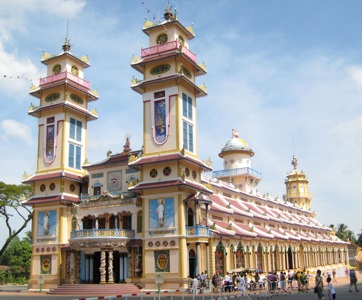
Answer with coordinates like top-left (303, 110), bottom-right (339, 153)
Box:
top-left (0, 119), bottom-right (34, 145)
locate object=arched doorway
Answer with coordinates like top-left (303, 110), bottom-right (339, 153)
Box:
top-left (189, 249), bottom-right (197, 278)
top-left (287, 247), bottom-right (293, 269)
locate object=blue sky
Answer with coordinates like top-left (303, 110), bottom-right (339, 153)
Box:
top-left (1, 0), bottom-right (362, 244)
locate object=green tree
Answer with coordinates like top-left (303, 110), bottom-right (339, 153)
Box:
top-left (336, 223), bottom-right (356, 243)
top-left (0, 182), bottom-right (32, 258)
top-left (356, 230), bottom-right (362, 247)
top-left (0, 233), bottom-right (31, 281)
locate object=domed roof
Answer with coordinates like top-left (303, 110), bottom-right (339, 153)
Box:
top-left (219, 129), bottom-right (254, 158)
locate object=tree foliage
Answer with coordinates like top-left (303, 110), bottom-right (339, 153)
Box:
top-left (330, 223), bottom-right (356, 243)
top-left (0, 233), bottom-right (31, 281)
top-left (0, 181), bottom-right (33, 258)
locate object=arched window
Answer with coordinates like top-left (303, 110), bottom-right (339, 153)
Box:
top-left (187, 207), bottom-right (194, 226)
top-left (93, 182), bottom-right (101, 195)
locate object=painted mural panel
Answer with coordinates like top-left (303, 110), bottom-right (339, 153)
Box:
top-left (149, 197), bottom-right (174, 228)
top-left (40, 255), bottom-right (52, 274)
top-left (154, 250), bottom-right (170, 272)
top-left (107, 171), bottom-right (122, 191)
top-left (38, 210), bottom-right (56, 236)
top-left (154, 100), bottom-right (166, 143)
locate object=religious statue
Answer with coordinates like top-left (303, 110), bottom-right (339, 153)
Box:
top-left (156, 198), bottom-right (165, 227)
top-left (232, 128), bottom-right (239, 138)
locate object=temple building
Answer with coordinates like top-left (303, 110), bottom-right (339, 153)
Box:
top-left (23, 6), bottom-right (348, 291)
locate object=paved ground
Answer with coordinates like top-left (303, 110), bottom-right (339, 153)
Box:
top-left (0, 276), bottom-right (360, 299)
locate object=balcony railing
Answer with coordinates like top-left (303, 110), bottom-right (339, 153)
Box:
top-left (212, 167), bottom-right (262, 179)
top-left (39, 72), bottom-right (90, 89)
top-left (71, 228), bottom-right (135, 239)
top-left (141, 41), bottom-right (196, 62)
top-left (186, 225), bottom-right (210, 237)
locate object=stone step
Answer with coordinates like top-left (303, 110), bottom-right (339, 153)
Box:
top-left (47, 283), bottom-right (141, 295)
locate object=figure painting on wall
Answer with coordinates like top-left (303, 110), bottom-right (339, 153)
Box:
top-left (150, 197), bottom-right (174, 228)
top-left (38, 210), bottom-right (56, 236)
top-left (156, 198), bottom-right (165, 226)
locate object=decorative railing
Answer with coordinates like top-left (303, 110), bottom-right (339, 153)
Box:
top-left (81, 191), bottom-right (135, 203)
top-left (141, 41), bottom-right (196, 62)
top-left (212, 167), bottom-right (262, 179)
top-left (71, 228), bottom-right (135, 239)
top-left (186, 225), bottom-right (210, 237)
top-left (39, 72), bottom-right (90, 89)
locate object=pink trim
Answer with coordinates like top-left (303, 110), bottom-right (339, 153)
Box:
top-left (141, 41), bottom-right (196, 62)
top-left (39, 72), bottom-right (90, 89)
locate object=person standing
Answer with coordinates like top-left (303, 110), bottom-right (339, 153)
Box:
top-left (332, 269), bottom-right (337, 283)
top-left (315, 269), bottom-right (324, 300)
top-left (326, 277), bottom-right (336, 299)
top-left (280, 271), bottom-right (286, 292)
top-left (237, 273), bottom-right (247, 296)
top-left (349, 269), bottom-right (359, 292)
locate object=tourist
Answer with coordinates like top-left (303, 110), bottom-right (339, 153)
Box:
top-left (349, 269), bottom-right (359, 292)
top-left (332, 269), bottom-right (337, 283)
top-left (315, 269), bottom-right (324, 300)
top-left (326, 277), bottom-right (336, 299)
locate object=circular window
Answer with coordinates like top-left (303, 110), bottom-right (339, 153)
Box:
top-left (192, 170), bottom-right (197, 179)
top-left (155, 241), bottom-right (161, 247)
top-left (70, 184), bottom-right (75, 192)
top-left (156, 33), bottom-right (168, 44)
top-left (71, 65), bottom-right (79, 76)
top-left (163, 167), bottom-right (171, 176)
top-left (50, 183), bottom-right (56, 190)
top-left (53, 64), bottom-right (61, 74)
top-left (185, 168), bottom-right (190, 177)
top-left (40, 184), bottom-right (46, 192)
top-left (150, 169), bottom-right (158, 178)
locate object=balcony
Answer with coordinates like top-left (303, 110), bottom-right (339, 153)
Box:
top-left (186, 225), bottom-right (210, 237)
top-left (39, 72), bottom-right (90, 89)
top-left (141, 41), bottom-right (196, 62)
top-left (70, 228), bottom-right (135, 239)
top-left (212, 167), bottom-right (262, 180)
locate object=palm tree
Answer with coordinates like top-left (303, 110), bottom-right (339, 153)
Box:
top-left (356, 230), bottom-right (362, 247)
top-left (336, 223), bottom-right (356, 243)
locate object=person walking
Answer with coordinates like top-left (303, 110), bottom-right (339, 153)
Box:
top-left (349, 268), bottom-right (359, 292)
top-left (326, 277), bottom-right (336, 299)
top-left (332, 269), bottom-right (337, 283)
top-left (315, 269), bottom-right (324, 300)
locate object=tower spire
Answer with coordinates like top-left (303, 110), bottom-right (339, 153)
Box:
top-left (291, 154), bottom-right (298, 170)
top-left (62, 19), bottom-right (71, 52)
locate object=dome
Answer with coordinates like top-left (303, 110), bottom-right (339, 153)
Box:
top-left (219, 137), bottom-right (254, 158)
top-left (219, 129), bottom-right (254, 158)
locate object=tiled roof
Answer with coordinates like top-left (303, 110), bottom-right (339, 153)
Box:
top-left (129, 152), bottom-right (212, 171)
top-left (24, 194), bottom-right (79, 205)
top-left (22, 171), bottom-right (83, 183)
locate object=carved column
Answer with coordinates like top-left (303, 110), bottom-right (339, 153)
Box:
top-left (70, 252), bottom-right (75, 284)
top-left (100, 250), bottom-right (106, 284)
top-left (108, 250), bottom-right (114, 283)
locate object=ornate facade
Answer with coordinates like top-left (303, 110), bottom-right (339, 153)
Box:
top-left (24, 6), bottom-right (348, 291)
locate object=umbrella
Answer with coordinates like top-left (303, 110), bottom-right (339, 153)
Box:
top-left (229, 267), bottom-right (247, 273)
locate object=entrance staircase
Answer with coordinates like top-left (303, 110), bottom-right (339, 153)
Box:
top-left (47, 283), bottom-right (142, 296)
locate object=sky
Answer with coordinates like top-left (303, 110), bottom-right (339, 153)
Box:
top-left (1, 0), bottom-right (362, 245)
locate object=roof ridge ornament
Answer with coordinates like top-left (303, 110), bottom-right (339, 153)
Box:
top-left (291, 154), bottom-right (298, 170)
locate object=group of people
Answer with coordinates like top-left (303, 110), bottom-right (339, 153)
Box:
top-left (315, 268), bottom-right (359, 300)
top-left (189, 271), bottom-right (209, 294)
top-left (211, 271), bottom-right (265, 293)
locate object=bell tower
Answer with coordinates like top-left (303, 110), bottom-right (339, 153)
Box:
top-left (129, 6), bottom-right (212, 289)
top-left (283, 155), bottom-right (313, 210)
top-left (23, 38), bottom-right (98, 289)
